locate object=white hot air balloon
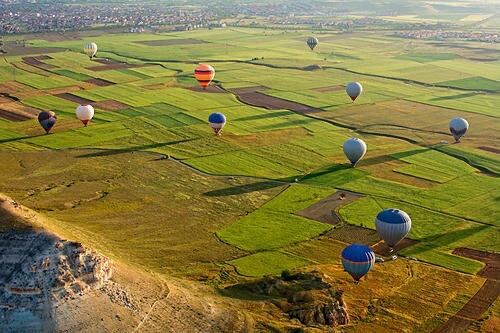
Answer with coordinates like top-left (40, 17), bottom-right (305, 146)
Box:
top-left (343, 138), bottom-right (367, 166)
top-left (346, 82), bottom-right (363, 101)
top-left (76, 104), bottom-right (94, 126)
top-left (84, 42), bottom-right (98, 59)
top-left (449, 117), bottom-right (469, 142)
top-left (375, 208), bottom-right (412, 252)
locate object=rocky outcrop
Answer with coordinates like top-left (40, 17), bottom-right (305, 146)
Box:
top-left (226, 271), bottom-right (349, 327)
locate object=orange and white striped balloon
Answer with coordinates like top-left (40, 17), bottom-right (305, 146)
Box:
top-left (194, 64), bottom-right (215, 89)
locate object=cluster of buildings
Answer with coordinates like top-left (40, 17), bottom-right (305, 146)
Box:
top-left (393, 30), bottom-right (499, 43)
top-left (0, 2), bottom-right (221, 34)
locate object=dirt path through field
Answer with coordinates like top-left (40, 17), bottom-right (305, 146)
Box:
top-left (296, 190), bottom-right (363, 225)
top-left (432, 248), bottom-right (500, 333)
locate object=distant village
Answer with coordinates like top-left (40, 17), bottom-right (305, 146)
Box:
top-left (394, 30), bottom-right (499, 43)
top-left (0, 0), bottom-right (499, 46)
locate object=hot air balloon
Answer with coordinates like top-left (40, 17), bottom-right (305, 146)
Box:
top-left (208, 112), bottom-right (226, 136)
top-left (194, 64), bottom-right (215, 89)
top-left (38, 111), bottom-right (57, 134)
top-left (449, 117), bottom-right (469, 142)
top-left (341, 244), bottom-right (375, 283)
top-left (306, 37), bottom-right (318, 51)
top-left (343, 138), bottom-right (367, 166)
top-left (375, 209), bottom-right (412, 252)
top-left (84, 42), bottom-right (98, 59)
top-left (346, 82), bottom-right (363, 101)
top-left (76, 104), bottom-right (94, 127)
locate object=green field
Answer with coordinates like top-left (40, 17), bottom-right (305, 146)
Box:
top-left (0, 26), bottom-right (498, 332)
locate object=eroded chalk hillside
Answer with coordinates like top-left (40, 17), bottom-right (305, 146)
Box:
top-left (0, 195), bottom-right (251, 333)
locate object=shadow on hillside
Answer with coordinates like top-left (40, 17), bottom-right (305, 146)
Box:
top-left (204, 180), bottom-right (285, 197)
top-left (0, 134), bottom-right (44, 144)
top-left (402, 224), bottom-right (489, 256)
top-left (235, 110), bottom-right (292, 122)
top-left (75, 138), bottom-right (196, 158)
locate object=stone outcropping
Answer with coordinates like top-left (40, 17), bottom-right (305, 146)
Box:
top-left (226, 271), bottom-right (349, 327)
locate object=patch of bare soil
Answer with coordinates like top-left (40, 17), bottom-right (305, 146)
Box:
top-left (0, 109), bottom-right (30, 121)
top-left (296, 191), bottom-right (363, 225)
top-left (0, 82), bottom-right (35, 95)
top-left (54, 93), bottom-right (93, 105)
top-left (1, 42), bottom-right (64, 56)
top-left (313, 85), bottom-right (344, 93)
top-left (453, 248), bottom-right (499, 280)
top-left (87, 60), bottom-right (150, 72)
top-left (93, 100), bottom-right (130, 111)
top-left (235, 90), bottom-right (321, 114)
top-left (478, 146), bottom-right (500, 154)
top-left (135, 39), bottom-right (208, 46)
top-left (85, 78), bottom-right (114, 87)
top-left (432, 248), bottom-right (500, 333)
top-left (229, 86), bottom-right (267, 95)
top-left (371, 238), bottom-right (418, 257)
top-left (22, 56), bottom-right (56, 70)
top-left (0, 102), bottom-right (41, 121)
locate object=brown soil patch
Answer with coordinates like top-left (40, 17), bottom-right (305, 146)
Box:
top-left (22, 56), bottom-right (56, 70)
top-left (0, 109), bottom-right (30, 121)
top-left (0, 82), bottom-right (36, 95)
top-left (296, 190), bottom-right (363, 225)
top-left (188, 85), bottom-right (226, 93)
top-left (453, 248), bottom-right (500, 280)
top-left (1, 42), bottom-right (64, 56)
top-left (432, 248), bottom-right (500, 333)
top-left (478, 146), bottom-right (500, 154)
top-left (313, 85), bottom-right (344, 93)
top-left (135, 39), bottom-right (207, 46)
top-left (232, 86), bottom-right (321, 114)
top-left (93, 100), bottom-right (130, 111)
top-left (54, 93), bottom-right (93, 105)
top-left (0, 102), bottom-right (41, 121)
top-left (371, 238), bottom-right (418, 257)
top-left (87, 60), bottom-right (149, 72)
top-left (229, 86), bottom-right (267, 95)
top-left (93, 59), bottom-right (121, 65)
top-left (34, 55), bottom-right (53, 61)
top-left (0, 96), bottom-right (14, 104)
top-left (85, 78), bottom-right (115, 87)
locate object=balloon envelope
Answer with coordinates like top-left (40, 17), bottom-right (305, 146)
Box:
top-left (38, 111), bottom-right (57, 133)
top-left (208, 112), bottom-right (226, 135)
top-left (346, 82), bottom-right (363, 101)
top-left (341, 244), bottom-right (375, 282)
top-left (194, 64), bottom-right (215, 89)
top-left (375, 208), bottom-right (412, 248)
top-left (449, 117), bottom-right (469, 142)
top-left (343, 138), bottom-right (367, 166)
top-left (84, 42), bottom-right (98, 58)
top-left (76, 105), bottom-right (95, 126)
top-left (306, 37), bottom-right (318, 50)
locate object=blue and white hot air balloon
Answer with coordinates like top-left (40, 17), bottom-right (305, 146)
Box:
top-left (208, 112), bottom-right (226, 136)
top-left (341, 244), bottom-right (375, 283)
top-left (375, 208), bottom-right (412, 251)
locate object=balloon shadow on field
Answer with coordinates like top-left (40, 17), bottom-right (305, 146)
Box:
top-left (204, 180), bottom-right (286, 197)
top-left (402, 224), bottom-right (489, 256)
top-left (0, 134), bottom-right (44, 144)
top-left (75, 138), bottom-right (196, 158)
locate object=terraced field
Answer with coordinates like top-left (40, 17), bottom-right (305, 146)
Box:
top-left (0, 28), bottom-right (498, 332)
